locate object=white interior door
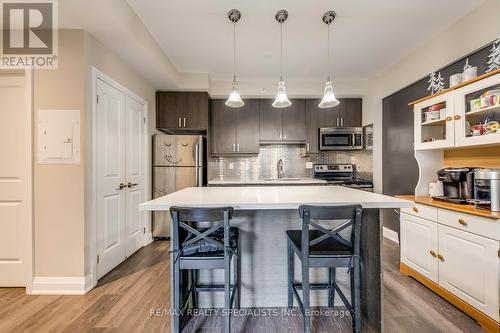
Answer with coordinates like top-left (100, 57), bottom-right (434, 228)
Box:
top-left (0, 71), bottom-right (31, 286)
top-left (124, 96), bottom-right (144, 257)
top-left (96, 79), bottom-right (127, 279)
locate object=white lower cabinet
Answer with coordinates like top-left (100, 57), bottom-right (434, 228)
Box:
top-left (400, 209), bottom-right (500, 322)
top-left (438, 224), bottom-right (499, 320)
top-left (400, 213), bottom-right (439, 282)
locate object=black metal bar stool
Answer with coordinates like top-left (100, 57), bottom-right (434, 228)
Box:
top-left (287, 205), bottom-right (363, 333)
top-left (170, 206), bottom-right (241, 333)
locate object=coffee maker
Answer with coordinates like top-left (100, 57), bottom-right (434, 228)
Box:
top-left (433, 168), bottom-right (475, 204)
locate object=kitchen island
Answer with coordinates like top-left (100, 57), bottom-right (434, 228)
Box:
top-left (140, 186), bottom-right (412, 332)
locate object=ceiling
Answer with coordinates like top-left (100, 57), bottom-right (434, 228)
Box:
top-left (127, 0), bottom-right (485, 82)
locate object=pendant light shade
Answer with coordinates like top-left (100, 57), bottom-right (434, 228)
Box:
top-left (319, 11), bottom-right (339, 109)
top-left (225, 9), bottom-right (244, 108)
top-left (272, 79), bottom-right (292, 108)
top-left (226, 79), bottom-right (244, 108)
top-left (319, 80), bottom-right (339, 108)
top-left (273, 10), bottom-right (291, 108)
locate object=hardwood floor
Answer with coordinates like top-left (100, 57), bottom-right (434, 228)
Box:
top-left (0, 239), bottom-right (483, 333)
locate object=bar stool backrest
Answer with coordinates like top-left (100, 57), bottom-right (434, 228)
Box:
top-left (170, 206), bottom-right (234, 257)
top-left (298, 205), bottom-right (363, 257)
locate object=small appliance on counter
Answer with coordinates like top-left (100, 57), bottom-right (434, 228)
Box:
top-left (314, 164), bottom-right (373, 191)
top-left (432, 168), bottom-right (475, 204)
top-left (469, 168), bottom-right (500, 212)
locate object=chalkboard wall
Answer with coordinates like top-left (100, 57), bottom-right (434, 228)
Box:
top-left (382, 41), bottom-right (496, 233)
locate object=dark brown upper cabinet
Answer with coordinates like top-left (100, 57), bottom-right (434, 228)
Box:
top-left (317, 98), bottom-right (362, 128)
top-left (305, 100), bottom-right (320, 154)
top-left (259, 99), bottom-right (306, 143)
top-left (211, 99), bottom-right (260, 156)
top-left (156, 91), bottom-right (209, 133)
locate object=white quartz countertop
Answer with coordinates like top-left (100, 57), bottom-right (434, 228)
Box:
top-left (139, 186), bottom-right (413, 211)
top-left (208, 178), bottom-right (327, 185)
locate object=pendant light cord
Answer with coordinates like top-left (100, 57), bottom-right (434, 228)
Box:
top-left (327, 23), bottom-right (331, 82)
top-left (280, 23), bottom-right (283, 81)
top-left (233, 22), bottom-right (236, 82)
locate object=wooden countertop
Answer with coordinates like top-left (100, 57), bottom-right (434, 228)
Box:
top-left (396, 195), bottom-right (500, 220)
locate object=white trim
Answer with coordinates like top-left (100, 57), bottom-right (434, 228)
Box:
top-left (383, 226), bottom-right (399, 244)
top-left (26, 69), bottom-right (34, 293)
top-left (30, 275), bottom-right (93, 295)
top-left (89, 67), bottom-right (151, 290)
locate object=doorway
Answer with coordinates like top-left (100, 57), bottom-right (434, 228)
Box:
top-left (91, 69), bottom-right (149, 282)
top-left (0, 70), bottom-right (33, 288)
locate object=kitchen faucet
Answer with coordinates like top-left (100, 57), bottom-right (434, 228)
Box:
top-left (277, 159), bottom-right (284, 179)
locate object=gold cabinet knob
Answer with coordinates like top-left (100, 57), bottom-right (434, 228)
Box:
top-left (458, 218), bottom-right (467, 226)
top-left (445, 116), bottom-right (452, 122)
top-left (412, 207), bottom-right (419, 213)
top-left (437, 254), bottom-right (445, 261)
top-left (454, 115), bottom-right (461, 120)
top-left (429, 250), bottom-right (437, 257)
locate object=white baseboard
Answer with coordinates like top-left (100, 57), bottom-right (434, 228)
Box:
top-left (383, 227), bottom-right (399, 244)
top-left (30, 275), bottom-right (93, 295)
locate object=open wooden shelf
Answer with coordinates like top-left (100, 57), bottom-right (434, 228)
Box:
top-left (409, 69), bottom-right (500, 106)
top-left (466, 104), bottom-right (500, 117)
top-left (422, 118), bottom-right (447, 126)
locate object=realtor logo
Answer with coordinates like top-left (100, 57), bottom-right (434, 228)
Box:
top-left (1, 0), bottom-right (58, 68)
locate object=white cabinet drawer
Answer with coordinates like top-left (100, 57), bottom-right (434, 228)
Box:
top-left (401, 203), bottom-right (438, 221)
top-left (438, 209), bottom-right (500, 241)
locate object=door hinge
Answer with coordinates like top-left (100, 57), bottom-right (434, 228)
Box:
top-left (498, 250), bottom-right (500, 257)
top-left (97, 255), bottom-right (100, 264)
top-left (144, 117), bottom-right (146, 124)
top-left (97, 95), bottom-right (99, 104)
top-left (143, 227), bottom-right (146, 234)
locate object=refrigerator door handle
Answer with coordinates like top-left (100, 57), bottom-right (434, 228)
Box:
top-left (195, 140), bottom-right (200, 187)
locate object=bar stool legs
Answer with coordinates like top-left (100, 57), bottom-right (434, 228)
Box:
top-left (353, 256), bottom-right (361, 333)
top-left (287, 239), bottom-right (294, 308)
top-left (173, 256), bottom-right (181, 333)
top-left (328, 268), bottom-right (335, 308)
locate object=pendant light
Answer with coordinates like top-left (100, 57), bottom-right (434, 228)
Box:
top-left (319, 11), bottom-right (340, 108)
top-left (225, 9), bottom-right (244, 108)
top-left (272, 9), bottom-right (292, 108)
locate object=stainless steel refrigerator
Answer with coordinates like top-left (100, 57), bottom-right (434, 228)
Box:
top-left (152, 134), bottom-right (205, 239)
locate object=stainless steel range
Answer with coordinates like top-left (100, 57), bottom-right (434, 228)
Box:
top-left (314, 164), bottom-right (373, 192)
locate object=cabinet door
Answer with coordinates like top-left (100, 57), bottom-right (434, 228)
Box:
top-left (454, 73), bottom-right (500, 148)
top-left (400, 213), bottom-right (439, 282)
top-left (236, 99), bottom-right (260, 154)
top-left (259, 99), bottom-right (283, 142)
top-left (305, 100), bottom-right (319, 154)
top-left (156, 92), bottom-right (183, 129)
top-left (340, 98), bottom-right (362, 127)
top-left (414, 93), bottom-right (455, 150)
top-left (211, 100), bottom-right (237, 155)
top-left (182, 92), bottom-right (209, 130)
top-left (282, 99), bottom-right (306, 142)
top-left (318, 102), bottom-right (342, 127)
top-left (438, 224), bottom-right (499, 320)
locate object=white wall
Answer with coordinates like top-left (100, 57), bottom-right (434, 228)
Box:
top-left (364, 0), bottom-right (500, 194)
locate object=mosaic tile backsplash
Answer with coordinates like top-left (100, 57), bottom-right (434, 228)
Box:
top-left (209, 145), bottom-right (373, 181)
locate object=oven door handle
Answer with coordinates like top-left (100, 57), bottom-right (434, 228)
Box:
top-left (351, 133), bottom-right (356, 147)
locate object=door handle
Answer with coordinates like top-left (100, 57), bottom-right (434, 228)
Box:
top-left (183, 117), bottom-right (186, 127)
top-left (127, 182), bottom-right (138, 188)
top-left (117, 183), bottom-right (126, 190)
top-left (429, 250), bottom-right (437, 257)
top-left (437, 254), bottom-right (445, 261)
top-left (237, 143), bottom-right (240, 152)
top-left (178, 118), bottom-right (181, 127)
top-left (232, 144), bottom-right (236, 152)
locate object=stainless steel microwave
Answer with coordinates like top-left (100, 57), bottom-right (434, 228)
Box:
top-left (319, 127), bottom-right (364, 150)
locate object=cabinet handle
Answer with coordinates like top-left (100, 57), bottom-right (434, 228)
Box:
top-left (183, 117), bottom-right (186, 127)
top-left (437, 254), bottom-right (444, 261)
top-left (412, 207), bottom-right (419, 213)
top-left (454, 115), bottom-right (461, 120)
top-left (279, 131), bottom-right (282, 140)
top-left (445, 116), bottom-right (452, 122)
top-left (232, 144), bottom-right (236, 152)
top-left (429, 250), bottom-right (437, 257)
top-left (178, 118), bottom-right (181, 127)
top-left (336, 118), bottom-right (339, 126)
top-left (341, 118), bottom-right (344, 126)
top-left (307, 143), bottom-right (310, 152)
top-left (458, 218), bottom-right (467, 226)
top-left (117, 183), bottom-right (126, 190)
top-left (237, 143), bottom-right (240, 152)
top-left (284, 132), bottom-right (287, 139)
